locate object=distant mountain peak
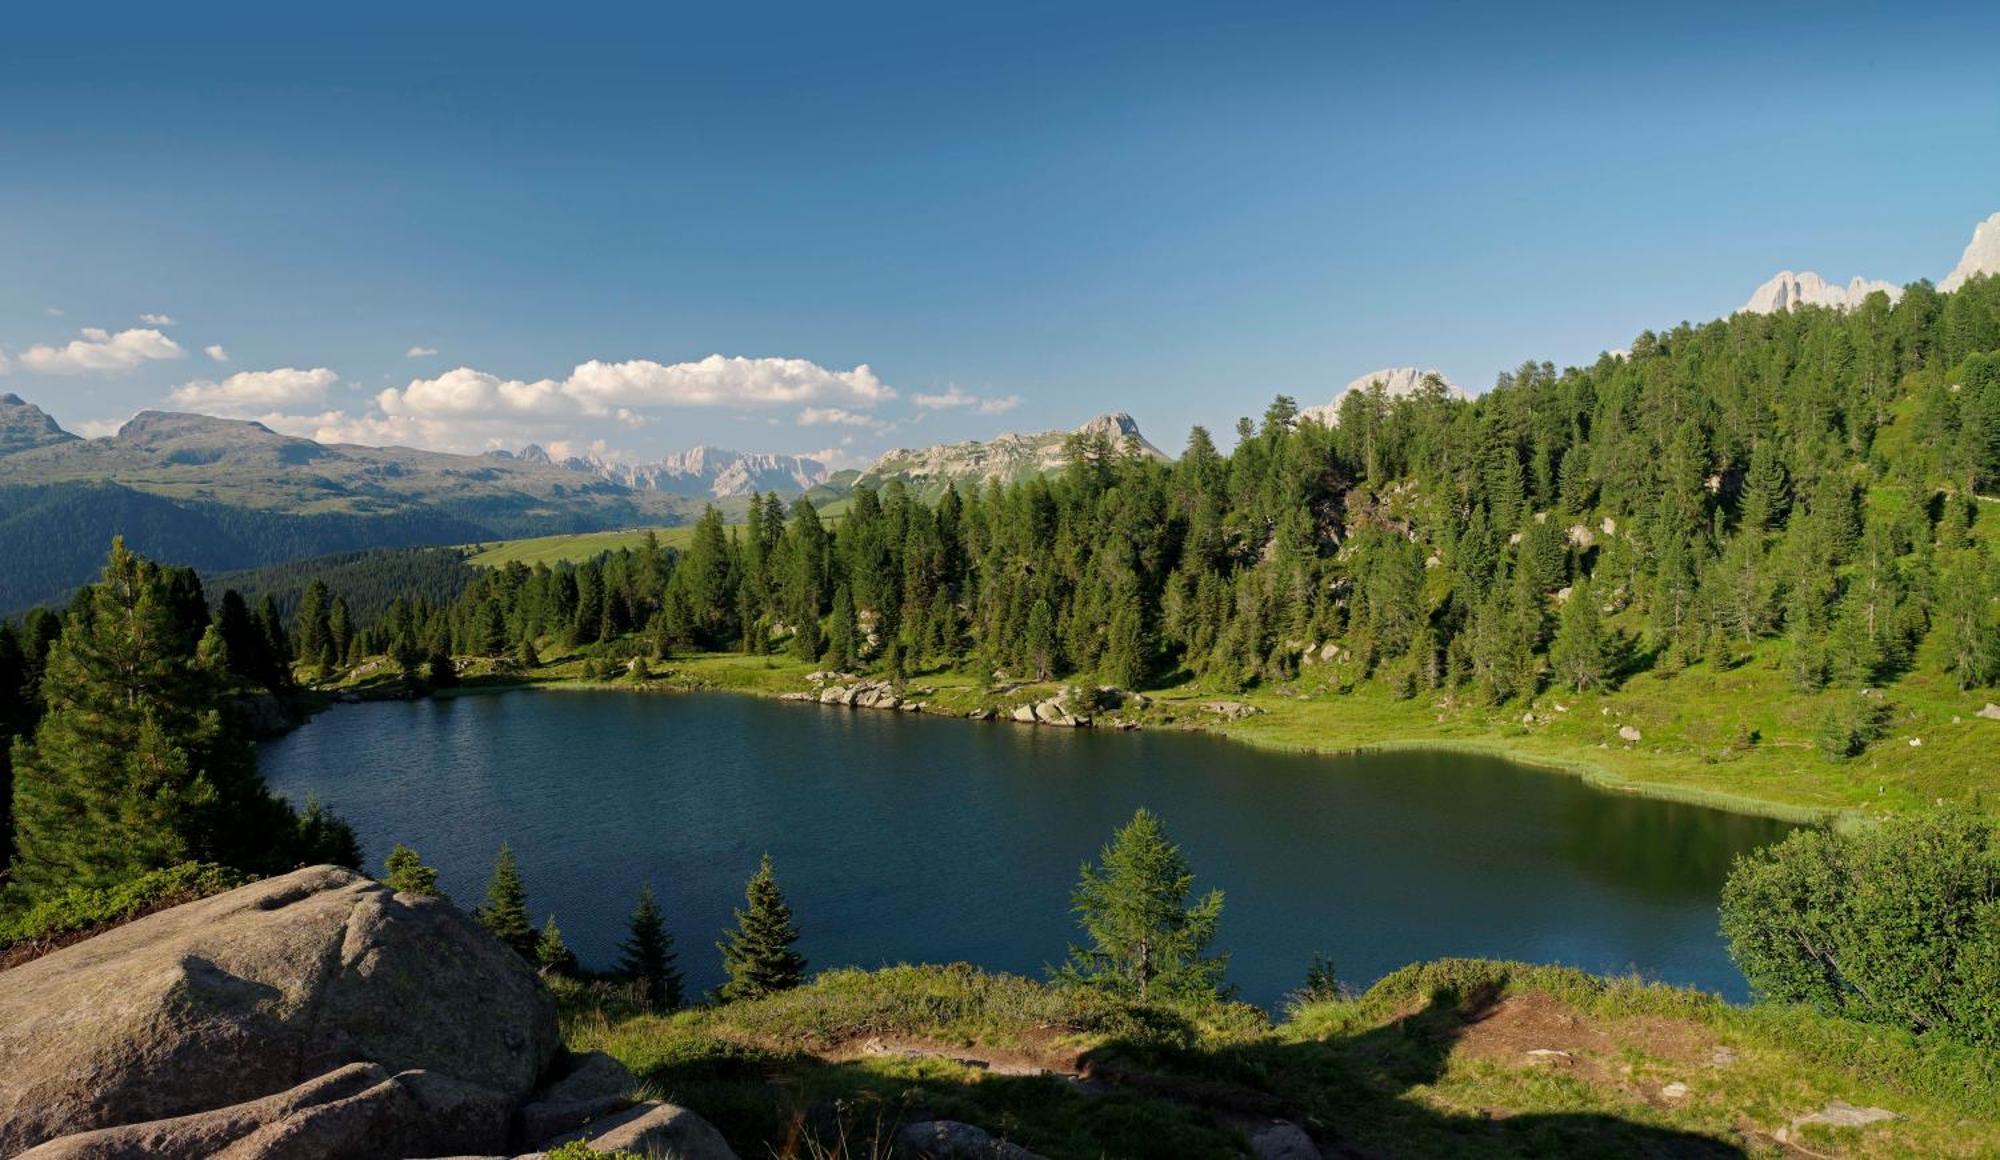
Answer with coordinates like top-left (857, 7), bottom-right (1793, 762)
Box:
top-left (1940, 211), bottom-right (2000, 292)
top-left (1301, 368), bottom-right (1464, 425)
top-left (0, 393), bottom-right (79, 456)
top-left (1740, 270), bottom-right (1901, 315)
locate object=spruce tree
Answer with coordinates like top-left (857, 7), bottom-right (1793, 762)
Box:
top-left (621, 884), bottom-right (684, 1009)
top-left (717, 854), bottom-right (806, 1002)
top-left (478, 843), bottom-right (537, 959)
top-left (1549, 580), bottom-right (1609, 692)
top-left (8, 541), bottom-right (297, 899)
top-left (535, 914), bottom-right (579, 977)
top-left (1059, 808), bottom-right (1227, 1002)
top-left (825, 584), bottom-right (858, 671)
top-left (383, 843), bottom-right (448, 900)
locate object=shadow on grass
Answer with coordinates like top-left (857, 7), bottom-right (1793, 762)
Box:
top-left (624, 980), bottom-right (1746, 1159)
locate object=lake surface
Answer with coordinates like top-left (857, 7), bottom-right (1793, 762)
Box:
top-left (261, 690), bottom-right (1794, 1008)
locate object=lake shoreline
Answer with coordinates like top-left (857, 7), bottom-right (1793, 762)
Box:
top-left (302, 660), bottom-right (1844, 827)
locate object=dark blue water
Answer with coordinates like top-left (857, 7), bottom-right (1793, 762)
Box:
top-left (260, 690), bottom-right (1793, 1008)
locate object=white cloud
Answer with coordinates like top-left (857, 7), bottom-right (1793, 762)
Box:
top-left (0, 348), bottom-right (9, 374)
top-left (911, 385), bottom-right (1021, 415)
top-left (44, 307), bottom-right (64, 317)
top-left (20, 327), bottom-right (185, 374)
top-left (406, 345), bottom-right (438, 358)
top-left (376, 366), bottom-right (569, 419)
top-left (559, 354), bottom-right (894, 414)
top-left (139, 312), bottom-right (176, 326)
top-left (205, 344), bottom-right (230, 362)
top-left (167, 367), bottom-right (339, 416)
top-left (797, 406), bottom-right (886, 428)
top-left (228, 354), bottom-right (896, 456)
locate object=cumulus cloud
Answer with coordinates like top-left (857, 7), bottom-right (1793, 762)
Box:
top-left (559, 355), bottom-right (893, 414)
top-left (20, 327), bottom-right (185, 374)
top-left (0, 348), bottom-right (9, 374)
top-left (405, 345), bottom-right (438, 358)
top-left (229, 353), bottom-right (897, 457)
top-left (139, 313), bottom-right (176, 326)
top-left (167, 367), bottom-right (339, 416)
top-left (911, 385), bottom-right (1021, 415)
top-left (205, 344), bottom-right (230, 362)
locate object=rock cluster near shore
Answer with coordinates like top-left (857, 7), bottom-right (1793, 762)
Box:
top-left (0, 866), bottom-right (734, 1159)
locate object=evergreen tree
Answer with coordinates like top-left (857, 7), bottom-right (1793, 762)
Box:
top-left (8, 541), bottom-right (301, 899)
top-left (383, 843), bottom-right (447, 900)
top-left (1548, 581), bottom-right (1610, 692)
top-left (1058, 808), bottom-right (1227, 1002)
top-left (717, 854), bottom-right (806, 1002)
top-left (478, 843), bottom-right (538, 959)
top-left (825, 584), bottom-right (858, 671)
top-left (535, 914), bottom-right (579, 977)
top-left (620, 884), bottom-right (684, 1009)
top-left (1938, 549), bottom-right (1997, 690)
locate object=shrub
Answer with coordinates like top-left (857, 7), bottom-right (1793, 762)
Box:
top-left (1720, 811), bottom-right (2000, 1049)
top-left (0, 861), bottom-right (250, 962)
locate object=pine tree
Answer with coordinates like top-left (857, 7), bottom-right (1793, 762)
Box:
top-left (620, 884), bottom-right (684, 1009)
top-left (1059, 808), bottom-right (1227, 1002)
top-left (1740, 440), bottom-right (1791, 532)
top-left (825, 584), bottom-right (858, 671)
top-left (1549, 580), bottom-right (1609, 692)
top-left (535, 914), bottom-right (579, 977)
top-left (7, 541), bottom-right (298, 899)
top-left (1101, 591), bottom-right (1149, 689)
top-left (383, 843), bottom-right (448, 900)
top-left (478, 843), bottom-right (537, 959)
top-left (717, 854), bottom-right (806, 1002)
top-left (1938, 550), bottom-right (1997, 691)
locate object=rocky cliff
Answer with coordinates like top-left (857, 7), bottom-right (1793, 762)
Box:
top-left (1739, 270), bottom-right (1902, 314)
top-left (0, 866), bottom-right (733, 1159)
top-left (1301, 368), bottom-right (1465, 425)
top-left (856, 412), bottom-right (1166, 498)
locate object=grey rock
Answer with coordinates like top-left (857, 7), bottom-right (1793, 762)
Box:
top-left (1977, 703), bottom-right (2000, 720)
top-left (0, 866), bottom-right (559, 1155)
top-left (1792, 1100), bottom-right (1898, 1129)
top-left (896, 1118), bottom-right (1049, 1159)
top-left (517, 1052), bottom-right (638, 1143)
top-left (1618, 724), bottom-right (1642, 742)
top-left (544, 1100), bottom-right (736, 1158)
top-left (1247, 1119), bottom-right (1321, 1160)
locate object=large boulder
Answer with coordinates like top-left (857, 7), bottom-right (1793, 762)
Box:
top-left (0, 865), bottom-right (561, 1156)
top-left (543, 1101), bottom-right (735, 1158)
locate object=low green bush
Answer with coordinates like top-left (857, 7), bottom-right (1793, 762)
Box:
top-left (0, 861), bottom-right (250, 960)
top-left (1721, 810), bottom-right (2000, 1050)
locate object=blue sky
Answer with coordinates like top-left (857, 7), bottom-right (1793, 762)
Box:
top-left (2, 1), bottom-right (1996, 466)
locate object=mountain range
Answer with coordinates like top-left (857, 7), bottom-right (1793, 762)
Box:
top-left (1739, 210), bottom-right (2000, 314)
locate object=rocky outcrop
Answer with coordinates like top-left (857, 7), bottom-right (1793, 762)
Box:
top-left (542, 1101), bottom-right (736, 1158)
top-left (0, 866), bottom-right (564, 1157)
top-left (1940, 211), bottom-right (2000, 292)
top-left (858, 413), bottom-right (1167, 499)
top-left (1740, 270), bottom-right (1901, 314)
top-left (1300, 368), bottom-right (1465, 426)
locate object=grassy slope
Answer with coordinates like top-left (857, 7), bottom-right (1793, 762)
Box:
top-left (562, 961), bottom-right (1998, 1159)
top-left (464, 526), bottom-right (703, 567)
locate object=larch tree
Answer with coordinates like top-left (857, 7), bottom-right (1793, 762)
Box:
top-left (7, 541), bottom-right (297, 900)
top-left (1059, 808), bottom-right (1227, 1002)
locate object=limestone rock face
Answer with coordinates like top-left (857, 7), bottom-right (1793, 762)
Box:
top-left (1300, 368), bottom-right (1466, 426)
top-left (1940, 211), bottom-right (2000, 292)
top-left (1740, 270), bottom-right (1902, 314)
top-left (0, 865), bottom-right (561, 1156)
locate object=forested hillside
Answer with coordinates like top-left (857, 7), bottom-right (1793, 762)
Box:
top-left (0, 482), bottom-right (488, 615)
top-left (317, 278), bottom-right (2000, 718)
